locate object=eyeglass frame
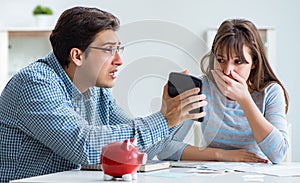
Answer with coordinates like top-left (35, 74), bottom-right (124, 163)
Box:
top-left (89, 45), bottom-right (125, 56)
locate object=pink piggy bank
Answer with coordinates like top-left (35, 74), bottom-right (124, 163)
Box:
top-left (101, 138), bottom-right (147, 181)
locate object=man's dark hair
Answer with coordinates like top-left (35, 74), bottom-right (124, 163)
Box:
top-left (50, 6), bottom-right (120, 67)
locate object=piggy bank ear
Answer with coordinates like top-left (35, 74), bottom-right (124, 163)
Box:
top-left (121, 139), bottom-right (130, 151)
top-left (130, 138), bottom-right (137, 146)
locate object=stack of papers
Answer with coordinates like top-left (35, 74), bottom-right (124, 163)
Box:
top-left (171, 161), bottom-right (300, 177)
top-left (138, 160), bottom-right (170, 172)
top-left (231, 163), bottom-right (300, 177)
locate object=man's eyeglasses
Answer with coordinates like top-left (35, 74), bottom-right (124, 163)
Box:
top-left (89, 45), bottom-right (125, 56)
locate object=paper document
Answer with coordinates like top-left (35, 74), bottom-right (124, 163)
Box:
top-left (231, 163), bottom-right (300, 177)
top-left (171, 161), bottom-right (300, 177)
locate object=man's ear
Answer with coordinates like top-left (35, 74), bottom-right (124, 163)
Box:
top-left (70, 48), bottom-right (83, 66)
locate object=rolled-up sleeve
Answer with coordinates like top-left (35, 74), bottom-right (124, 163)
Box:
top-left (156, 120), bottom-right (194, 160)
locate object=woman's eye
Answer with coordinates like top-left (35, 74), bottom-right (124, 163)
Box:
top-left (235, 60), bottom-right (243, 65)
top-left (217, 58), bottom-right (225, 63)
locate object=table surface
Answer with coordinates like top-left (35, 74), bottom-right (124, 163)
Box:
top-left (10, 162), bottom-right (300, 183)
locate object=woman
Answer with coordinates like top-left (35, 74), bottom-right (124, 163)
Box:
top-left (157, 19), bottom-right (289, 164)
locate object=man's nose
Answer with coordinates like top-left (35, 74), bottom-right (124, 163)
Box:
top-left (112, 52), bottom-right (123, 66)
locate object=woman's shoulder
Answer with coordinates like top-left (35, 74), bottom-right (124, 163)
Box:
top-left (198, 74), bottom-right (217, 90)
top-left (261, 82), bottom-right (285, 105)
top-left (198, 74), bottom-right (208, 81)
top-left (264, 82), bottom-right (284, 95)
top-left (197, 74), bottom-right (209, 86)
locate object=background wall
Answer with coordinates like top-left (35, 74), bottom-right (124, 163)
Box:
top-left (0, 0), bottom-right (299, 161)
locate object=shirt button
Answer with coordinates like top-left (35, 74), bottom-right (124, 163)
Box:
top-left (75, 107), bottom-right (80, 112)
top-left (157, 137), bottom-right (161, 141)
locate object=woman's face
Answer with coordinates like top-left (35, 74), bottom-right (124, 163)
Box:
top-left (214, 45), bottom-right (254, 82)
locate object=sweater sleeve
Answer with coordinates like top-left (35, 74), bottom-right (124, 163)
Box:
top-left (258, 83), bottom-right (289, 164)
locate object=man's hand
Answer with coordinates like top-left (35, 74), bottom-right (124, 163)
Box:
top-left (160, 84), bottom-right (207, 128)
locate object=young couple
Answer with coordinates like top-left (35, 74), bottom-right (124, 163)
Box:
top-left (0, 6), bottom-right (288, 182)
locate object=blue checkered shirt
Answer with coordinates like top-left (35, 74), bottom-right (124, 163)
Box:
top-left (0, 52), bottom-right (172, 182)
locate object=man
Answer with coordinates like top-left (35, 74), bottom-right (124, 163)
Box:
top-left (0, 6), bottom-right (205, 182)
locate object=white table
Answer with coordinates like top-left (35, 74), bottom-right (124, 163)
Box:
top-left (10, 164), bottom-right (300, 183)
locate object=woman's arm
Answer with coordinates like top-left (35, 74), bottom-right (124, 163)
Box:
top-left (238, 92), bottom-right (273, 143)
top-left (156, 120), bottom-right (268, 163)
top-left (237, 84), bottom-right (288, 163)
top-left (212, 70), bottom-right (289, 163)
top-left (181, 145), bottom-right (268, 162)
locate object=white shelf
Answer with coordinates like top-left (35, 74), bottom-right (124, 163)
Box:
top-left (0, 28), bottom-right (52, 92)
top-left (0, 27), bottom-right (53, 31)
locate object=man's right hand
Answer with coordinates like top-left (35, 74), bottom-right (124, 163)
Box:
top-left (160, 83), bottom-right (207, 128)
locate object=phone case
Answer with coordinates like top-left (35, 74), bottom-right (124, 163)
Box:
top-left (168, 72), bottom-right (203, 122)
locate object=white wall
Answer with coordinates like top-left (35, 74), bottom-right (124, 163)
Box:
top-left (1, 0), bottom-right (299, 161)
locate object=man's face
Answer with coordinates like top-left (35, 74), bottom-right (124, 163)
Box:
top-left (77, 30), bottom-right (123, 89)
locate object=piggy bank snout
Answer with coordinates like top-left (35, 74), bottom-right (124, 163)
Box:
top-left (138, 152), bottom-right (147, 165)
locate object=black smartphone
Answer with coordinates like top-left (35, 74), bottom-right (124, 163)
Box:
top-left (168, 72), bottom-right (203, 122)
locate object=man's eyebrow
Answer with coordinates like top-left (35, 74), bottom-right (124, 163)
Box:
top-left (100, 41), bottom-right (121, 46)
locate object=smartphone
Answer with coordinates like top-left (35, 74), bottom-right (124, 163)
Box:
top-left (168, 72), bottom-right (203, 122)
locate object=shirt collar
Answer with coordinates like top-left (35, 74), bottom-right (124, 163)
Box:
top-left (42, 52), bottom-right (93, 101)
